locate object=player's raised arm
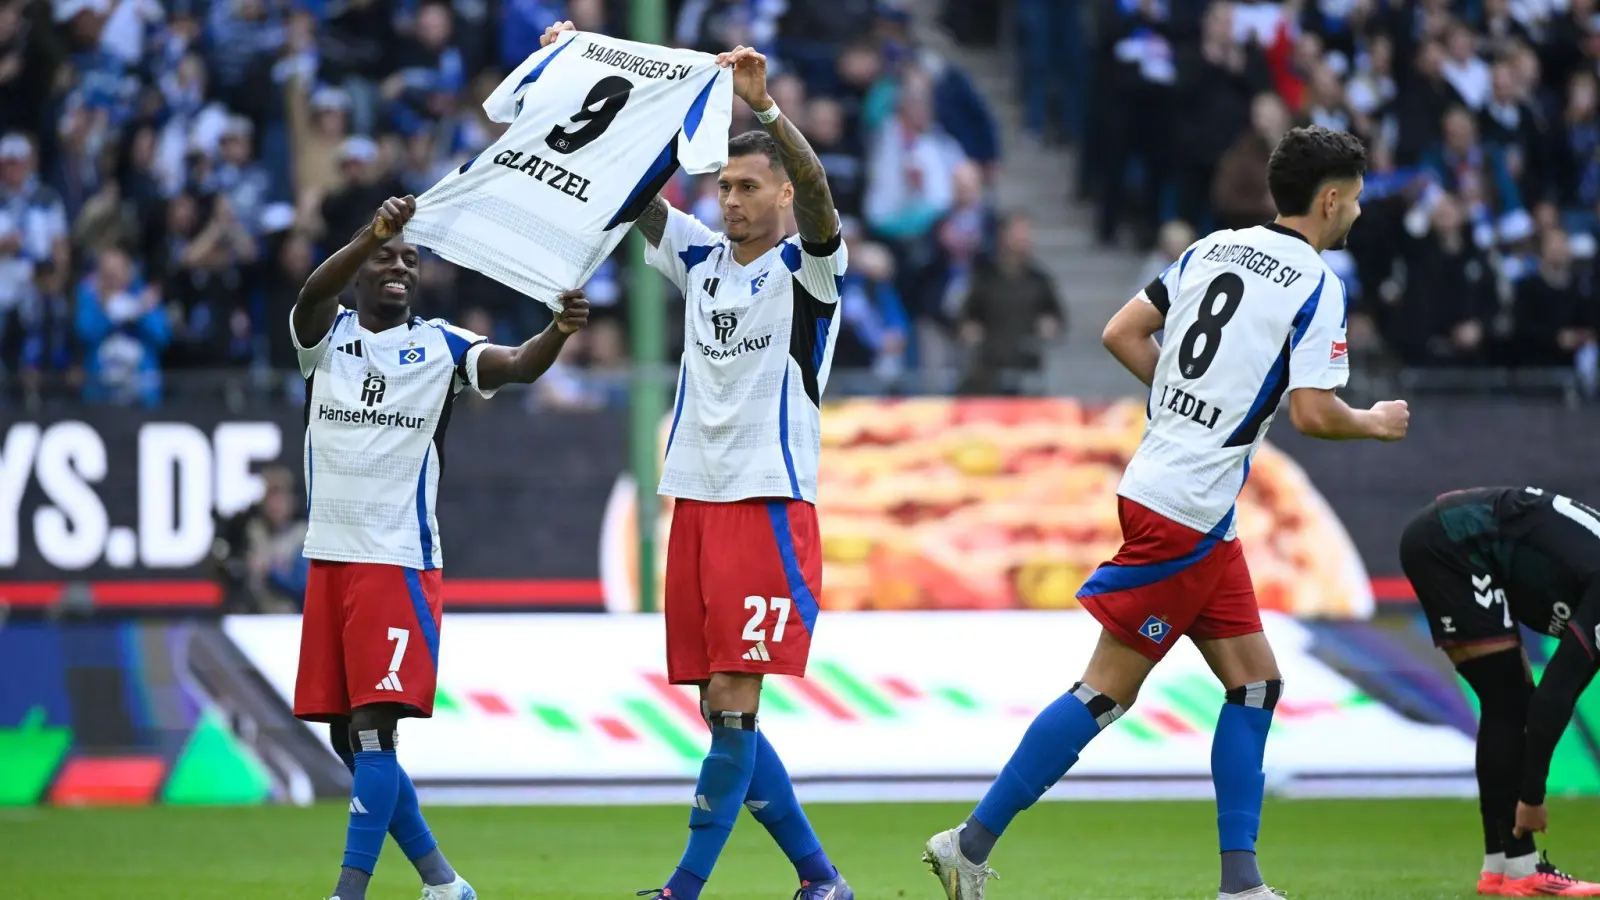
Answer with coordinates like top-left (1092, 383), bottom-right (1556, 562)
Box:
top-left (1101, 294), bottom-right (1166, 387)
top-left (293, 196), bottom-right (415, 345)
top-left (721, 46), bottom-right (838, 245)
top-left (473, 290), bottom-right (591, 392)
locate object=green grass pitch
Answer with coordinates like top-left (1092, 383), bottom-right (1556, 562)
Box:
top-left (6, 798), bottom-right (1600, 899)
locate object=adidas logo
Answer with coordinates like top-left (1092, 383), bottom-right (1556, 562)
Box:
top-left (741, 641), bottom-right (771, 663)
top-left (375, 672), bottom-right (404, 691)
top-left (337, 340), bottom-right (364, 357)
top-left (350, 797), bottom-right (368, 815)
top-left (693, 794), bottom-right (712, 811)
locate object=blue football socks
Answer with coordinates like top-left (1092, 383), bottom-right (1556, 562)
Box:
top-left (667, 718), bottom-right (759, 900)
top-left (342, 748), bottom-right (401, 889)
top-left (747, 731), bottom-right (836, 883)
top-left (964, 682), bottom-right (1123, 863)
top-left (1214, 680), bottom-right (1282, 894)
top-left (336, 743), bottom-right (455, 885)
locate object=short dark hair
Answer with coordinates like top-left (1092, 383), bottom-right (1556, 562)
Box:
top-left (726, 130), bottom-right (788, 180)
top-left (1266, 126), bottom-right (1368, 216)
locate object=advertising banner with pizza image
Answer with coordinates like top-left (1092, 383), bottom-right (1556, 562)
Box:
top-left (600, 397), bottom-right (1374, 619)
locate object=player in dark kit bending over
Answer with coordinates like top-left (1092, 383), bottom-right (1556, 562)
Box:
top-left (1400, 487), bottom-right (1600, 897)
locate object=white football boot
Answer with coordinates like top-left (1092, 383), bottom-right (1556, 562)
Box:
top-left (1219, 885), bottom-right (1287, 899)
top-left (923, 825), bottom-right (998, 900)
top-left (421, 876), bottom-right (477, 900)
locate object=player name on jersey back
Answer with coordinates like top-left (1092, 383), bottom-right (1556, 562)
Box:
top-left (1121, 223), bottom-right (1349, 537)
top-left (404, 31), bottom-right (733, 310)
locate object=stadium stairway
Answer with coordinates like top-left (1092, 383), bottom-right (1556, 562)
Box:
top-left (918, 14), bottom-right (1146, 398)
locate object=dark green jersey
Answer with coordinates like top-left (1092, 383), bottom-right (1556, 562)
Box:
top-left (1432, 487), bottom-right (1600, 638)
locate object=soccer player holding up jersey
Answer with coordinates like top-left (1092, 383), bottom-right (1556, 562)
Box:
top-left (1401, 487), bottom-right (1600, 897)
top-left (611, 32), bottom-right (850, 900)
top-left (924, 126), bottom-right (1410, 900)
top-left (290, 194), bottom-right (589, 900)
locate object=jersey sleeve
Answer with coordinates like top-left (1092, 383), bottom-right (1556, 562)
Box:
top-left (428, 318), bottom-right (497, 399)
top-left (1138, 242), bottom-right (1199, 316)
top-left (1287, 273), bottom-right (1350, 392)
top-left (675, 66), bottom-right (734, 174)
top-left (644, 203), bottom-right (721, 292)
top-left (482, 30), bottom-right (579, 124)
top-left (782, 220), bottom-right (849, 305)
top-left (290, 306), bottom-right (348, 378)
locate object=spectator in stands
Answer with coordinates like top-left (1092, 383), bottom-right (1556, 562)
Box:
top-left (1386, 192), bottom-right (1494, 365)
top-left (675, 0), bottom-right (785, 59)
top-left (1556, 72), bottom-right (1600, 220)
top-left (918, 47), bottom-right (1001, 174)
top-left (0, 133), bottom-right (68, 275)
top-left (1, 260), bottom-right (79, 404)
top-left (316, 136), bottom-right (402, 243)
top-left (205, 0), bottom-right (288, 114)
top-left (1212, 92), bottom-right (1288, 231)
top-left (778, 0), bottom-right (875, 93)
top-left (208, 116), bottom-right (272, 234)
top-left (835, 227), bottom-right (908, 390)
top-left (1442, 21), bottom-right (1492, 110)
top-left (0, 0), bottom-right (59, 141)
top-left (212, 465), bottom-right (308, 614)
top-left (156, 191), bottom-right (257, 370)
top-left (1138, 219), bottom-right (1196, 290)
top-left (288, 81), bottom-right (353, 207)
top-left (500, 0), bottom-right (563, 73)
top-left (1426, 105), bottom-right (1527, 238)
top-left (77, 244), bottom-right (168, 405)
top-left (319, 0), bottom-right (398, 136)
top-left (1092, 0), bottom-right (1177, 246)
top-left (957, 212), bottom-right (1063, 395)
top-left (383, 1), bottom-right (465, 137)
top-left (807, 96), bottom-right (864, 219)
top-left (1480, 59), bottom-right (1551, 204)
top-left (864, 67), bottom-right (961, 263)
top-left (1505, 227), bottom-right (1595, 365)
top-left (1396, 40), bottom-right (1457, 163)
top-left (1174, 2), bottom-right (1270, 229)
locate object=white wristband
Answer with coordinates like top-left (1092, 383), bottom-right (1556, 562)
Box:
top-left (753, 102), bottom-right (781, 124)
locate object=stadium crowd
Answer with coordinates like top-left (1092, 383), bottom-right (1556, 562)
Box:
top-left (1001, 0), bottom-right (1600, 381)
top-left (0, 0), bottom-right (1012, 408)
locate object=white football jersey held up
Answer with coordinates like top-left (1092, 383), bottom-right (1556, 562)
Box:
top-left (649, 205), bottom-right (847, 504)
top-left (293, 309), bottom-right (498, 569)
top-left (1120, 222), bottom-right (1349, 538)
top-left (405, 31), bottom-right (733, 310)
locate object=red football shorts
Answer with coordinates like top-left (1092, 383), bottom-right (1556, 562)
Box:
top-left (293, 561), bottom-right (444, 721)
top-left (1075, 497), bottom-right (1261, 662)
top-left (664, 498), bottom-right (821, 684)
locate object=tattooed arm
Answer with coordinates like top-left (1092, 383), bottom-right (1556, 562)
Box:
top-left (638, 194), bottom-right (669, 248)
top-left (721, 45), bottom-right (838, 245)
top-left (758, 106), bottom-right (839, 245)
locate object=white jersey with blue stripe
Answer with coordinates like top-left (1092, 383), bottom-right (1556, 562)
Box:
top-left (1119, 223), bottom-right (1350, 539)
top-left (292, 308), bottom-right (498, 569)
top-left (648, 204), bottom-right (847, 504)
top-left (403, 30), bottom-right (733, 310)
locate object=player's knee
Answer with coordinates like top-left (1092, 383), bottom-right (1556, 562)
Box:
top-left (705, 672), bottom-right (762, 714)
top-left (349, 704), bottom-right (401, 752)
top-left (328, 719), bottom-right (356, 770)
top-left (1458, 649), bottom-right (1531, 719)
top-left (1071, 681), bottom-right (1129, 728)
top-left (1223, 679), bottom-right (1284, 711)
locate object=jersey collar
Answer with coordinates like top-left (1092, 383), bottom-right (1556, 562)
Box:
top-left (1263, 222), bottom-right (1312, 245)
